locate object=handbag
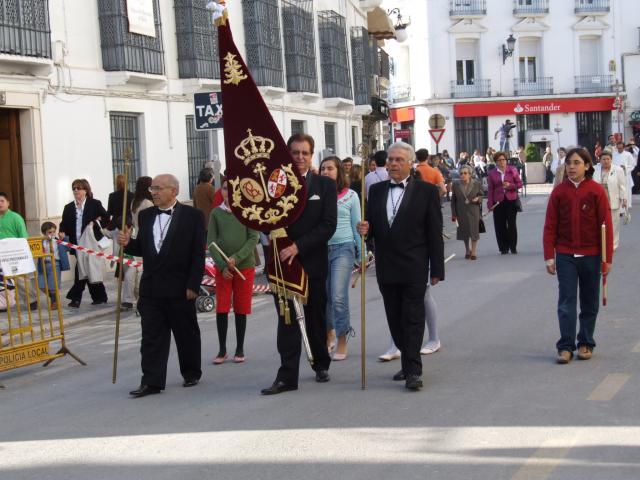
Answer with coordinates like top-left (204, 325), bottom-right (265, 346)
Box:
top-left (479, 218), bottom-right (486, 234)
top-left (514, 197), bottom-right (523, 212)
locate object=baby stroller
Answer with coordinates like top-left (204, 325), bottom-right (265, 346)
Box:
top-left (196, 257), bottom-right (216, 313)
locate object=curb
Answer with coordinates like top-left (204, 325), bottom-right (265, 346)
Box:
top-left (62, 306), bottom-right (118, 329)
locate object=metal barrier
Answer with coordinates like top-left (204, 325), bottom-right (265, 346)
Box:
top-left (0, 237), bottom-right (84, 373)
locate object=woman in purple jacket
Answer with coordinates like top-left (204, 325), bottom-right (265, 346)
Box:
top-left (487, 151), bottom-right (523, 254)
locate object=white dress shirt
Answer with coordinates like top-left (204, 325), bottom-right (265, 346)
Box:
top-left (365, 167), bottom-right (389, 199)
top-left (386, 176), bottom-right (409, 226)
top-left (74, 199), bottom-right (86, 242)
top-left (153, 201), bottom-right (177, 252)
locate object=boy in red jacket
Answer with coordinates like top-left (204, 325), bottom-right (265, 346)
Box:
top-left (543, 148), bottom-right (613, 364)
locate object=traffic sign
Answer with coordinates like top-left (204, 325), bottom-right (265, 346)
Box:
top-left (429, 114), bottom-right (446, 129)
top-left (429, 128), bottom-right (445, 144)
top-left (193, 91), bottom-right (223, 130)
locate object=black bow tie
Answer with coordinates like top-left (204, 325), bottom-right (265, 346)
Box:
top-left (157, 208), bottom-right (172, 215)
top-left (389, 182), bottom-right (405, 189)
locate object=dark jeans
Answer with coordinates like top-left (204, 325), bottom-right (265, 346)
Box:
top-left (493, 199), bottom-right (518, 253)
top-left (274, 276), bottom-right (331, 386)
top-left (379, 282), bottom-right (427, 376)
top-left (555, 254), bottom-right (600, 353)
top-left (66, 263), bottom-right (107, 304)
top-left (137, 296), bottom-right (202, 389)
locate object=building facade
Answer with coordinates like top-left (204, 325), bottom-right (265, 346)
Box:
top-left (0, 0), bottom-right (390, 231)
top-left (385, 0), bottom-right (640, 167)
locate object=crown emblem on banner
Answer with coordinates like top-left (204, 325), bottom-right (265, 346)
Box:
top-left (234, 129), bottom-right (276, 165)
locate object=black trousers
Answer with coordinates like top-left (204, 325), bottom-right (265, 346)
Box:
top-left (274, 276), bottom-right (331, 386)
top-left (493, 199), bottom-right (518, 253)
top-left (66, 263), bottom-right (107, 304)
top-left (379, 282), bottom-right (427, 376)
top-left (137, 296), bottom-right (202, 389)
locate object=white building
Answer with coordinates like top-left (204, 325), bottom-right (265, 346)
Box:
top-left (385, 0), bottom-right (640, 166)
top-left (0, 0), bottom-right (391, 232)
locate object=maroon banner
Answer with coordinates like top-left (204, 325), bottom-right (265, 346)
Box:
top-left (454, 97), bottom-right (616, 118)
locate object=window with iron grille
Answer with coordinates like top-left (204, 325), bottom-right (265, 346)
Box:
top-left (98, 0), bottom-right (165, 75)
top-left (516, 114), bottom-right (549, 149)
top-left (351, 27), bottom-right (374, 106)
top-left (324, 122), bottom-right (337, 154)
top-left (318, 10), bottom-right (353, 100)
top-left (242, 0), bottom-right (284, 88)
top-left (110, 113), bottom-right (142, 193)
top-left (0, 0), bottom-right (51, 58)
top-left (281, 0), bottom-right (317, 93)
top-left (175, 0), bottom-right (220, 79)
top-left (291, 119), bottom-right (306, 136)
top-left (185, 116), bottom-right (209, 197)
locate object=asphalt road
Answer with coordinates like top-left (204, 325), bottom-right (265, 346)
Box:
top-left (1, 189), bottom-right (639, 480)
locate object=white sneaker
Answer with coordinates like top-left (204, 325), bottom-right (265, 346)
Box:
top-left (378, 348), bottom-right (401, 362)
top-left (420, 340), bottom-right (441, 355)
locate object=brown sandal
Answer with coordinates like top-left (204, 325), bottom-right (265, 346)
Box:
top-left (470, 255), bottom-right (477, 260)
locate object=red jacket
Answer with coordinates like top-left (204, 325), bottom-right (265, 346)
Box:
top-left (543, 178), bottom-right (613, 263)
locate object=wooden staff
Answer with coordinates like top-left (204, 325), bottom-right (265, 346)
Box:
top-left (601, 223), bottom-right (607, 306)
top-left (357, 144), bottom-right (368, 390)
top-left (112, 148), bottom-right (132, 383)
top-left (209, 241), bottom-right (247, 280)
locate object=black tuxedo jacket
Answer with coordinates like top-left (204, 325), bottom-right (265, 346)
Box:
top-left (286, 172), bottom-right (337, 280)
top-left (60, 198), bottom-right (108, 249)
top-left (367, 177), bottom-right (444, 284)
top-left (106, 189), bottom-right (133, 227)
top-left (125, 202), bottom-right (205, 299)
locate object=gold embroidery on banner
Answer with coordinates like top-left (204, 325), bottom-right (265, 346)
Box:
top-left (223, 52), bottom-right (248, 85)
top-left (234, 129), bottom-right (275, 165)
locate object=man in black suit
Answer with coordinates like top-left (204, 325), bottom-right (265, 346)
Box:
top-left (358, 142), bottom-right (444, 391)
top-left (261, 134), bottom-right (337, 395)
top-left (118, 174), bottom-right (204, 398)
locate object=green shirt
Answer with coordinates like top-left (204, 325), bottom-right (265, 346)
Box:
top-left (207, 207), bottom-right (259, 271)
top-left (0, 209), bottom-right (29, 239)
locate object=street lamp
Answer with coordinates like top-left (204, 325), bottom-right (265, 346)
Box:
top-left (388, 8), bottom-right (410, 43)
top-left (502, 34), bottom-right (516, 64)
top-left (554, 122), bottom-right (563, 148)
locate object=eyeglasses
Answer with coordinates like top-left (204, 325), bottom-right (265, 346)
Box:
top-left (290, 150), bottom-right (311, 156)
top-left (72, 187), bottom-right (84, 191)
top-left (148, 186), bottom-right (169, 192)
top-left (459, 172), bottom-right (470, 175)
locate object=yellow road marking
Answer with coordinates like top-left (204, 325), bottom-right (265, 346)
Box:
top-left (511, 436), bottom-right (576, 480)
top-left (587, 373), bottom-right (630, 402)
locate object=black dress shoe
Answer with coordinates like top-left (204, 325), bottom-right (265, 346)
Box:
top-left (315, 370), bottom-right (330, 383)
top-left (393, 370), bottom-right (406, 381)
top-left (183, 378), bottom-right (199, 388)
top-left (129, 384), bottom-right (162, 398)
top-left (91, 299), bottom-right (108, 305)
top-left (405, 375), bottom-right (423, 391)
top-left (68, 300), bottom-right (80, 308)
top-left (500, 251), bottom-right (509, 255)
top-left (260, 380), bottom-right (298, 395)
top-left (510, 248), bottom-right (518, 254)
top-left (121, 302), bottom-right (134, 309)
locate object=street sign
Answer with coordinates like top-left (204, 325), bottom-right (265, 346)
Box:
top-left (193, 91), bottom-right (223, 131)
top-left (429, 128), bottom-right (445, 144)
top-left (394, 128), bottom-right (412, 139)
top-left (428, 114), bottom-right (446, 129)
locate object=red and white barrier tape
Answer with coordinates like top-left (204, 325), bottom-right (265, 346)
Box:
top-left (56, 239), bottom-right (143, 268)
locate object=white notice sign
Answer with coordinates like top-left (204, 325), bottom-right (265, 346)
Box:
top-left (0, 238), bottom-right (36, 277)
top-left (126, 0), bottom-right (156, 38)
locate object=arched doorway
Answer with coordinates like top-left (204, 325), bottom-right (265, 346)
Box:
top-left (0, 108), bottom-right (25, 217)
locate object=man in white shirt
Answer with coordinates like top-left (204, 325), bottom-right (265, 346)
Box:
top-left (364, 150), bottom-right (389, 199)
top-left (613, 142), bottom-right (634, 208)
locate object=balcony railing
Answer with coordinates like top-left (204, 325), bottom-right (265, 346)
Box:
top-left (449, 0), bottom-right (487, 17)
top-left (575, 0), bottom-right (610, 14)
top-left (389, 84), bottom-right (411, 103)
top-left (0, 0), bottom-right (51, 58)
top-left (513, 0), bottom-right (549, 16)
top-left (243, 0), bottom-right (285, 88)
top-left (175, 0), bottom-right (220, 80)
top-left (574, 74), bottom-right (614, 94)
top-left (318, 10), bottom-right (352, 100)
top-left (514, 77), bottom-right (553, 96)
top-left (450, 79), bottom-right (491, 98)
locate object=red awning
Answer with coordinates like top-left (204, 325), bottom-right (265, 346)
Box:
top-left (390, 107), bottom-right (415, 123)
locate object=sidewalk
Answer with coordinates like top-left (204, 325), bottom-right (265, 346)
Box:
top-left (56, 274), bottom-right (120, 328)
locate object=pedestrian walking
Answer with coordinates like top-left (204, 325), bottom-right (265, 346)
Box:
top-left (612, 141), bottom-right (634, 208)
top-left (193, 167), bottom-right (216, 241)
top-left (543, 148), bottom-right (613, 364)
top-left (106, 174), bottom-right (133, 230)
top-left (487, 152), bottom-right (523, 255)
top-left (364, 150), bottom-right (389, 200)
top-left (118, 174), bottom-right (205, 398)
top-left (319, 156), bottom-right (361, 361)
top-left (451, 165), bottom-right (483, 260)
top-left (593, 151), bottom-right (627, 250)
top-left (208, 179), bottom-right (259, 365)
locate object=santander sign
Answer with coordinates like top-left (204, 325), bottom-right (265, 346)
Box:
top-left (454, 97), bottom-right (615, 118)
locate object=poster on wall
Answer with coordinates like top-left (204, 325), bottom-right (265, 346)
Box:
top-left (0, 238), bottom-right (35, 277)
top-left (126, 0), bottom-right (156, 38)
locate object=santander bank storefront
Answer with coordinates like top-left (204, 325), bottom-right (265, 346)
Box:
top-left (452, 96), bottom-right (617, 157)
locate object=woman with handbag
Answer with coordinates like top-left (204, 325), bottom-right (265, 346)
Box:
top-left (593, 151), bottom-right (627, 250)
top-left (487, 151), bottom-right (523, 254)
top-left (451, 165), bottom-right (483, 260)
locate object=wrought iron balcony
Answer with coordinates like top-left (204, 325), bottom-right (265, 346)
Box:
top-left (513, 77), bottom-right (553, 96)
top-left (351, 26), bottom-right (374, 106)
top-left (389, 84), bottom-right (412, 103)
top-left (175, 0), bottom-right (219, 80)
top-left (318, 10), bottom-right (352, 100)
top-left (243, 0), bottom-right (284, 88)
top-left (574, 74), bottom-right (614, 94)
top-left (513, 0), bottom-right (549, 16)
top-left (449, 0), bottom-right (487, 18)
top-left (0, 0), bottom-right (51, 58)
top-left (575, 0), bottom-right (610, 15)
top-left (450, 79), bottom-right (491, 98)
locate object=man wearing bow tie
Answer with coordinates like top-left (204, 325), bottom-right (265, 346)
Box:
top-left (357, 143), bottom-right (444, 391)
top-left (118, 174), bottom-right (205, 398)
